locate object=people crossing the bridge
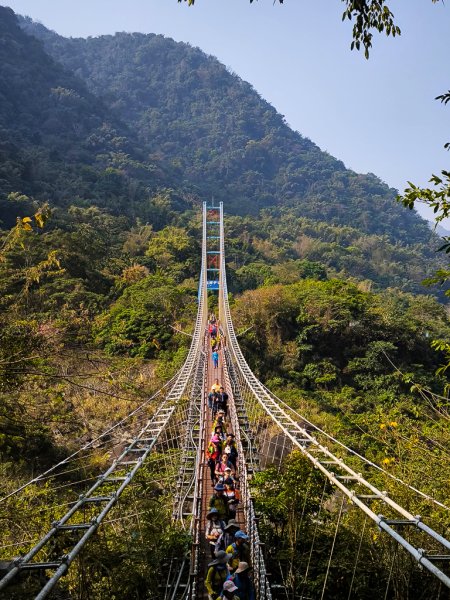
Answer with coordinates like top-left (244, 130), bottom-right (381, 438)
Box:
top-left (209, 314), bottom-right (222, 354)
top-left (207, 435), bottom-right (222, 485)
top-left (217, 519), bottom-right (240, 552)
top-left (208, 389), bottom-right (218, 413)
top-left (215, 453), bottom-right (235, 483)
top-left (221, 579), bottom-right (240, 600)
top-left (213, 409), bottom-right (227, 433)
top-left (206, 508), bottom-right (226, 559)
top-left (224, 433), bottom-right (238, 468)
top-left (223, 477), bottom-right (240, 520)
top-left (213, 422), bottom-right (226, 440)
top-left (226, 531), bottom-right (251, 572)
top-left (203, 317), bottom-right (257, 600)
top-left (216, 386), bottom-right (228, 416)
top-left (209, 483), bottom-right (230, 521)
top-left (226, 562), bottom-right (255, 600)
top-left (205, 550), bottom-right (232, 600)
top-left (211, 378), bottom-right (221, 393)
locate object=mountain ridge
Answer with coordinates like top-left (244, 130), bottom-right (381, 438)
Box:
top-left (0, 6), bottom-right (446, 298)
top-left (19, 15), bottom-right (427, 239)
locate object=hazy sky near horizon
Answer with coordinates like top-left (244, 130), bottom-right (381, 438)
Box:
top-left (3, 0), bottom-right (450, 224)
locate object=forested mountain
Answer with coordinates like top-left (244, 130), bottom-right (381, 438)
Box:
top-left (20, 17), bottom-right (433, 241)
top-left (0, 6), bottom-right (190, 230)
top-left (1, 8), bottom-right (450, 599)
top-left (13, 12), bottom-right (446, 297)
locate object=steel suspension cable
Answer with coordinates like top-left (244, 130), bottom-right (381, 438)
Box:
top-left (347, 516), bottom-right (367, 600)
top-left (0, 204), bottom-right (210, 599)
top-left (257, 380), bottom-right (450, 511)
top-left (320, 494), bottom-right (345, 600)
top-left (217, 201), bottom-right (450, 590)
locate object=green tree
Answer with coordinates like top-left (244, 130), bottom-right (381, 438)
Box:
top-left (95, 275), bottom-right (196, 358)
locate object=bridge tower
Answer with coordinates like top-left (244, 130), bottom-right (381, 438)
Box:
top-left (205, 201), bottom-right (221, 293)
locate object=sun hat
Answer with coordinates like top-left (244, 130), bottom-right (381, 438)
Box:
top-left (208, 550), bottom-right (232, 567)
top-left (214, 483), bottom-right (225, 492)
top-left (235, 561), bottom-right (252, 573)
top-left (235, 530), bottom-right (248, 540)
top-left (206, 508), bottom-right (219, 520)
top-left (224, 519), bottom-right (240, 531)
top-left (223, 580), bottom-right (238, 592)
top-left (224, 467), bottom-right (232, 472)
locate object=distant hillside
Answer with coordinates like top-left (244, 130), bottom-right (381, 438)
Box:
top-left (0, 7), bottom-right (443, 297)
top-left (20, 19), bottom-right (436, 246)
top-left (0, 7), bottom-right (182, 228)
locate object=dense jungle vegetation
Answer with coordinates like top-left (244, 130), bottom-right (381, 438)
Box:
top-left (0, 6), bottom-right (449, 598)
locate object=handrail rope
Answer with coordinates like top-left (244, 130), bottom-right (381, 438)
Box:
top-left (185, 288), bottom-right (208, 590)
top-left (218, 202), bottom-right (272, 599)
top-left (222, 286), bottom-right (450, 583)
top-left (186, 338), bottom-right (207, 600)
top-left (0, 208), bottom-right (210, 599)
top-left (219, 247), bottom-right (449, 509)
top-left (218, 204), bottom-right (450, 590)
top-left (221, 349), bottom-right (272, 600)
top-left (220, 254), bottom-right (420, 519)
top-left (217, 215), bottom-right (449, 508)
top-left (256, 380), bottom-right (450, 511)
top-left (176, 348), bottom-right (205, 527)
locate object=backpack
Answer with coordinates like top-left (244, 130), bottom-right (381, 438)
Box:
top-left (214, 532), bottom-right (225, 554)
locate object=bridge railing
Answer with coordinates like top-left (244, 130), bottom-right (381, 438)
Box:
top-left (0, 204), bottom-right (210, 600)
top-left (217, 202), bottom-right (450, 594)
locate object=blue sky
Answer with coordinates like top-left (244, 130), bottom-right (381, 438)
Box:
top-left (4, 0), bottom-right (450, 224)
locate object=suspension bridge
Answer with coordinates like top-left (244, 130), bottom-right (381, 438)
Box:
top-left (0, 202), bottom-right (449, 599)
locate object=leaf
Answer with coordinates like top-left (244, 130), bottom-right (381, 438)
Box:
top-left (34, 213), bottom-right (45, 228)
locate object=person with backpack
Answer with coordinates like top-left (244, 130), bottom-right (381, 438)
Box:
top-left (207, 435), bottom-right (222, 485)
top-left (226, 531), bottom-right (251, 572)
top-left (216, 519), bottom-right (240, 553)
top-left (227, 563), bottom-right (255, 600)
top-left (205, 508), bottom-right (226, 558)
top-left (216, 387), bottom-right (228, 416)
top-left (223, 434), bottom-right (238, 468)
top-left (212, 349), bottom-right (219, 369)
top-left (205, 550), bottom-right (232, 600)
top-left (212, 411), bottom-right (227, 435)
top-left (209, 483), bottom-right (230, 521)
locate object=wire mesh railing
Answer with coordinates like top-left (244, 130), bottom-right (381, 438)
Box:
top-left (217, 201), bottom-right (450, 594)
